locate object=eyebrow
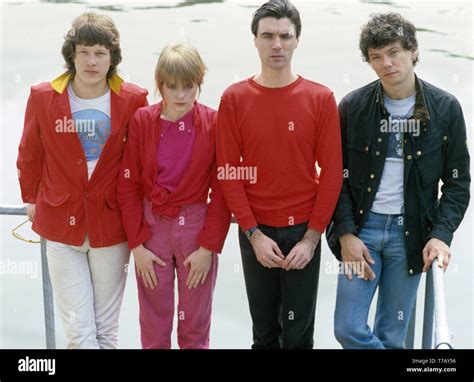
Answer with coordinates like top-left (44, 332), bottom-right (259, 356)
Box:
top-left (260, 31), bottom-right (293, 37)
top-left (369, 46), bottom-right (400, 57)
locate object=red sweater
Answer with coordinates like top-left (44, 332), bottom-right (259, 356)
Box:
top-left (117, 102), bottom-right (231, 252)
top-left (216, 76), bottom-right (343, 233)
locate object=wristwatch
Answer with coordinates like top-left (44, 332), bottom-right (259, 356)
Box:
top-left (245, 226), bottom-right (258, 240)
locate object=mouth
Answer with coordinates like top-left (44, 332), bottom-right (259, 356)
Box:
top-left (85, 70), bottom-right (98, 75)
top-left (385, 71), bottom-right (397, 77)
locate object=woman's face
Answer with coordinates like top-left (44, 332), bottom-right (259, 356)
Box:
top-left (160, 82), bottom-right (199, 117)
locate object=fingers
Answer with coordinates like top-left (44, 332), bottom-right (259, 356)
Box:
top-left (437, 252), bottom-right (450, 271)
top-left (437, 253), bottom-right (444, 269)
top-left (422, 245), bottom-right (431, 272)
top-left (361, 261), bottom-right (376, 281)
top-left (344, 261), bottom-right (353, 281)
top-left (186, 269), bottom-right (198, 288)
top-left (141, 268), bottom-right (157, 289)
top-left (153, 256), bottom-right (166, 267)
top-left (272, 242), bottom-right (285, 260)
top-left (362, 245), bottom-right (375, 265)
top-left (443, 253), bottom-right (450, 271)
top-left (186, 269), bottom-right (195, 288)
top-left (187, 271), bottom-right (205, 289)
top-left (282, 249), bottom-right (297, 270)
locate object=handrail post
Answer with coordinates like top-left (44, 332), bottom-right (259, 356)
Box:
top-left (405, 299), bottom-right (416, 349)
top-left (40, 237), bottom-right (56, 349)
top-left (422, 267), bottom-right (434, 349)
top-left (432, 263), bottom-right (453, 349)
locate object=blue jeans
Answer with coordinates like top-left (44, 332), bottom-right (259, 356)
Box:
top-left (334, 212), bottom-right (422, 349)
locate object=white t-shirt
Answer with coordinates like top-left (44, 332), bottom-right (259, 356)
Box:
top-left (370, 93), bottom-right (416, 214)
top-left (68, 84), bottom-right (111, 180)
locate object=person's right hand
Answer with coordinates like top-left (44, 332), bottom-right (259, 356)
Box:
top-left (132, 244), bottom-right (166, 289)
top-left (249, 230), bottom-right (285, 268)
top-left (26, 203), bottom-right (36, 222)
top-left (339, 233), bottom-right (375, 281)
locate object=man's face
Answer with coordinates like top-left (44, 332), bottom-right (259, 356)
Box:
top-left (367, 41), bottom-right (417, 89)
top-left (73, 44), bottom-right (111, 87)
top-left (254, 17), bottom-right (299, 71)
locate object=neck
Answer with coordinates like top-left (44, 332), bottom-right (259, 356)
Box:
top-left (254, 66), bottom-right (298, 88)
top-left (71, 77), bottom-right (109, 99)
top-left (161, 103), bottom-right (193, 122)
top-left (382, 72), bottom-right (416, 100)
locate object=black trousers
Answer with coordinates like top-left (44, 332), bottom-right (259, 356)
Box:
top-left (238, 222), bottom-right (321, 349)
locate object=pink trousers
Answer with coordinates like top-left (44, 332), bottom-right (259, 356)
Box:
top-left (137, 200), bottom-right (218, 349)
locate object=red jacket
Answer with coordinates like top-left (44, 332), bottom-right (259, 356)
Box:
top-left (17, 72), bottom-right (148, 247)
top-left (117, 102), bottom-right (231, 253)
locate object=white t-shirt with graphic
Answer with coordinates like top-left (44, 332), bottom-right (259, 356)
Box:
top-left (68, 83), bottom-right (111, 179)
top-left (370, 93), bottom-right (416, 214)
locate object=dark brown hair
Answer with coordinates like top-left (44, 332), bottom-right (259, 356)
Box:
top-left (251, 0), bottom-right (301, 38)
top-left (61, 12), bottom-right (122, 79)
top-left (360, 12), bottom-right (419, 66)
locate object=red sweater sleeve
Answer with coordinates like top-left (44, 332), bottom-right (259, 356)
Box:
top-left (308, 92), bottom-right (343, 233)
top-left (17, 90), bottom-right (45, 203)
top-left (117, 110), bottom-right (151, 249)
top-left (216, 97), bottom-right (258, 232)
top-left (197, 159), bottom-right (232, 254)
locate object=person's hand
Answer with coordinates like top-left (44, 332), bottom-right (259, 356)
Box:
top-left (422, 238), bottom-right (451, 272)
top-left (132, 244), bottom-right (166, 289)
top-left (339, 233), bottom-right (375, 281)
top-left (282, 229), bottom-right (321, 270)
top-left (183, 246), bottom-right (213, 289)
top-left (249, 230), bottom-right (285, 268)
top-left (26, 203), bottom-right (36, 222)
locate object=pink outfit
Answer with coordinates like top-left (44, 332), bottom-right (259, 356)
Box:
top-left (156, 108), bottom-right (196, 192)
top-left (137, 200), bottom-right (218, 349)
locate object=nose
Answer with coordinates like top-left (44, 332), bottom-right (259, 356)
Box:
top-left (382, 54), bottom-right (392, 68)
top-left (272, 37), bottom-right (282, 50)
top-left (86, 54), bottom-right (97, 66)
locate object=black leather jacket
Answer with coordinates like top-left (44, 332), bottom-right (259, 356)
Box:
top-left (327, 75), bottom-right (470, 275)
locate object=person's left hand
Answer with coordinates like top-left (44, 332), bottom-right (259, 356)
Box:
top-left (282, 229), bottom-right (321, 270)
top-left (183, 246), bottom-right (213, 288)
top-left (422, 238), bottom-right (451, 272)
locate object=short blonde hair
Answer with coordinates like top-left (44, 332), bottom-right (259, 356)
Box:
top-left (155, 43), bottom-right (207, 97)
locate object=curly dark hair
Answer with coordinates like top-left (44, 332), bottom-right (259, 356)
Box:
top-left (61, 12), bottom-right (122, 79)
top-left (359, 12), bottom-right (419, 66)
top-left (251, 0), bottom-right (301, 38)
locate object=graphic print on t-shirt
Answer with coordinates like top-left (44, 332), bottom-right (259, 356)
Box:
top-left (72, 109), bottom-right (111, 162)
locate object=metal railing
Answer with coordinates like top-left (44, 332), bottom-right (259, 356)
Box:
top-left (0, 204), bottom-right (451, 349)
top-left (1, 205), bottom-right (55, 349)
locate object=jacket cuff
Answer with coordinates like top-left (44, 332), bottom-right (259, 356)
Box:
top-left (427, 226), bottom-right (453, 247)
top-left (334, 219), bottom-right (358, 241)
top-left (127, 229), bottom-right (150, 251)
